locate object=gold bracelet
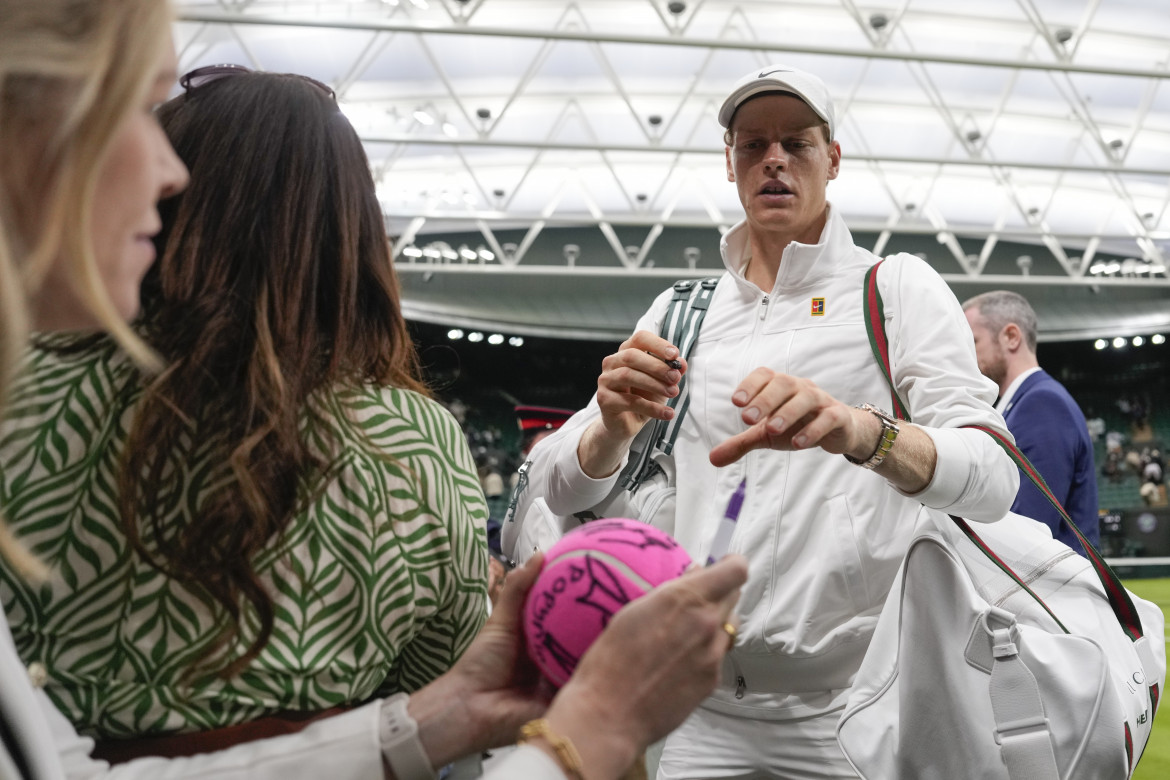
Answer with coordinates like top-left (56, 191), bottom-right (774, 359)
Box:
top-left (518, 718), bottom-right (586, 780)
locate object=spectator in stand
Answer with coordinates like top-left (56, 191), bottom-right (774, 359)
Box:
top-left (1141, 447), bottom-right (1164, 487)
top-left (1140, 456), bottom-right (1167, 506)
top-left (1102, 449), bottom-right (1124, 484)
top-left (1106, 429), bottom-right (1126, 457)
top-left (964, 291), bottom-right (1100, 552)
top-left (1085, 411), bottom-right (1105, 443)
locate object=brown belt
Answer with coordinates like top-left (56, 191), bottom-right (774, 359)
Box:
top-left (91, 705), bottom-right (351, 764)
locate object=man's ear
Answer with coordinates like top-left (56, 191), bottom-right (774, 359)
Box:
top-left (1000, 322), bottom-right (1024, 352)
top-left (826, 140), bottom-right (842, 181)
top-left (725, 145), bottom-right (735, 182)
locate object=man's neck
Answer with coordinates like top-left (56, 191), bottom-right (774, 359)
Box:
top-left (745, 232), bottom-right (787, 290)
top-left (744, 208), bottom-right (830, 291)
top-left (999, 355), bottom-right (1040, 397)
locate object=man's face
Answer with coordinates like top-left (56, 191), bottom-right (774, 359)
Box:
top-left (964, 307), bottom-right (1007, 386)
top-left (725, 93), bottom-right (840, 245)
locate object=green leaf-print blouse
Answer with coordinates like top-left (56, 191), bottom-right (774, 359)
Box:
top-left (0, 335), bottom-right (489, 739)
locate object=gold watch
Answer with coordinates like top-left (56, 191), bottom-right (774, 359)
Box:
top-left (844, 403), bottom-right (899, 470)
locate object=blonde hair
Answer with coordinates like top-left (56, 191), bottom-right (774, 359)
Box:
top-left (0, 0), bottom-right (173, 579)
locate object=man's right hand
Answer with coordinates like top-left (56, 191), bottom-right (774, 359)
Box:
top-left (577, 330), bottom-right (686, 478)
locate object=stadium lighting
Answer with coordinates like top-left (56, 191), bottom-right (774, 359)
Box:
top-left (1133, 336), bottom-right (1145, 347)
top-left (1153, 334), bottom-right (1166, 345)
top-left (508, 336), bottom-right (524, 347)
top-left (1112, 337), bottom-right (1126, 348)
top-left (1094, 339), bottom-right (1107, 350)
top-left (447, 329), bottom-right (464, 340)
top-left (487, 333), bottom-right (505, 345)
top-left (467, 332), bottom-right (484, 343)
top-left (1089, 262), bottom-right (1121, 275)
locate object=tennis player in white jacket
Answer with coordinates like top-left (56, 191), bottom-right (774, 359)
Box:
top-left (508, 64), bottom-right (1019, 778)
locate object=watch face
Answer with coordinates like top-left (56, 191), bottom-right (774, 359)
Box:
top-left (862, 403), bottom-right (896, 426)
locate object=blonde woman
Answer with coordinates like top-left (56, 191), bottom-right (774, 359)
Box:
top-left (0, 1), bottom-right (746, 778)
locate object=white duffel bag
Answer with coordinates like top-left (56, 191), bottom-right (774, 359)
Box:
top-left (837, 508), bottom-right (1165, 780)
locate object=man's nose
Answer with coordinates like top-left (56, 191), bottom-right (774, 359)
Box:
top-left (762, 142), bottom-right (786, 170)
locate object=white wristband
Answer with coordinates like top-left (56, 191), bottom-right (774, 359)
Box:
top-left (379, 693), bottom-right (437, 780)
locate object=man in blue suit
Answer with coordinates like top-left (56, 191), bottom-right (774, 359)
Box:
top-left (963, 291), bottom-right (1100, 552)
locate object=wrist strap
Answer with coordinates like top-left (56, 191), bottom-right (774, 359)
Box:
top-left (518, 719), bottom-right (585, 780)
top-left (380, 693), bottom-right (437, 780)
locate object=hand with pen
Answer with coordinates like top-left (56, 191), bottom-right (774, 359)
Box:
top-left (576, 330), bottom-right (687, 479)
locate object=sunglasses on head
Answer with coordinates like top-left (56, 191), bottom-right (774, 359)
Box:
top-left (178, 64), bottom-right (336, 101)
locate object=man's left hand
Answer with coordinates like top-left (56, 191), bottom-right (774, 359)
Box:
top-left (709, 368), bottom-right (877, 467)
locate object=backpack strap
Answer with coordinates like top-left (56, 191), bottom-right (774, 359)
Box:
top-left (660, 278), bottom-right (717, 455)
top-left (619, 277), bottom-right (719, 491)
top-left (862, 259), bottom-right (1146, 643)
top-left (862, 263), bottom-right (910, 421)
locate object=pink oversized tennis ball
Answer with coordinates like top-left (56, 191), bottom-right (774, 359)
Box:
top-left (523, 517), bottom-right (692, 687)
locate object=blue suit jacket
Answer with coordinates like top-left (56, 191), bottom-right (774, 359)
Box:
top-left (1002, 370), bottom-right (1100, 552)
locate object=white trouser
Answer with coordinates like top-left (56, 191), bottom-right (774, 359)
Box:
top-left (656, 704), bottom-right (858, 780)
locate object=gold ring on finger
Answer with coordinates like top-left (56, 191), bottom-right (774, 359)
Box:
top-left (723, 622), bottom-right (738, 643)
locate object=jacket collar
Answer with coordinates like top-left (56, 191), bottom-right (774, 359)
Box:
top-left (997, 366), bottom-right (1045, 417)
top-left (719, 204), bottom-right (855, 294)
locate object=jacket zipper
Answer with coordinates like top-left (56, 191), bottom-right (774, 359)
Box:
top-left (758, 294), bottom-right (770, 320)
top-left (728, 652), bottom-right (747, 699)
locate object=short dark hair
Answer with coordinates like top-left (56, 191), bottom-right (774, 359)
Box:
top-left (962, 290), bottom-right (1038, 352)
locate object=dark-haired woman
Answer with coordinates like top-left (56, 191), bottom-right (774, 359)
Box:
top-left (0, 68), bottom-right (489, 757)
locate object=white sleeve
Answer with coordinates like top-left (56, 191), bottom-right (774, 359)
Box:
top-left (51, 692), bottom-right (384, 780)
top-left (879, 255), bottom-right (1019, 522)
top-left (482, 745), bottom-right (567, 779)
top-left (502, 287), bottom-right (677, 559)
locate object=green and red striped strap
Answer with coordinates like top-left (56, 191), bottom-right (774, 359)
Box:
top-left (863, 263), bottom-right (910, 421)
top-left (967, 423), bottom-right (1145, 642)
top-left (862, 258), bottom-right (1145, 643)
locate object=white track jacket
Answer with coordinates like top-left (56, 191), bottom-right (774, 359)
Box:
top-left (509, 206), bottom-right (1019, 721)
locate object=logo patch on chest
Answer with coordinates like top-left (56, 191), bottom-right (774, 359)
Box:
top-left (811, 297), bottom-right (825, 316)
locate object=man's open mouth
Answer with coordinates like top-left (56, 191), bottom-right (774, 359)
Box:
top-left (760, 182), bottom-right (792, 196)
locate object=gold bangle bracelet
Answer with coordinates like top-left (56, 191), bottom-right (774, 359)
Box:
top-left (518, 718), bottom-right (586, 780)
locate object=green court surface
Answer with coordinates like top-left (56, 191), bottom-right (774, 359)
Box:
top-left (1126, 578), bottom-right (1169, 780)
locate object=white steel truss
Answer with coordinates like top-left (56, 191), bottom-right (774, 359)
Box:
top-left (172, 0), bottom-right (1170, 338)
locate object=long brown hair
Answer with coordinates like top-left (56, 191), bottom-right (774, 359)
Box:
top-left (0, 0), bottom-right (172, 581)
top-left (119, 72), bottom-right (427, 676)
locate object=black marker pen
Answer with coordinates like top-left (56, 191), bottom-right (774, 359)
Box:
top-left (647, 351), bottom-right (683, 370)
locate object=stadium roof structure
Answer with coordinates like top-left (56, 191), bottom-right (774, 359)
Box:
top-left (175, 0), bottom-right (1170, 342)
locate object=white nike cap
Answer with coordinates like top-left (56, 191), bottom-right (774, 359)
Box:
top-left (718, 64), bottom-right (836, 138)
